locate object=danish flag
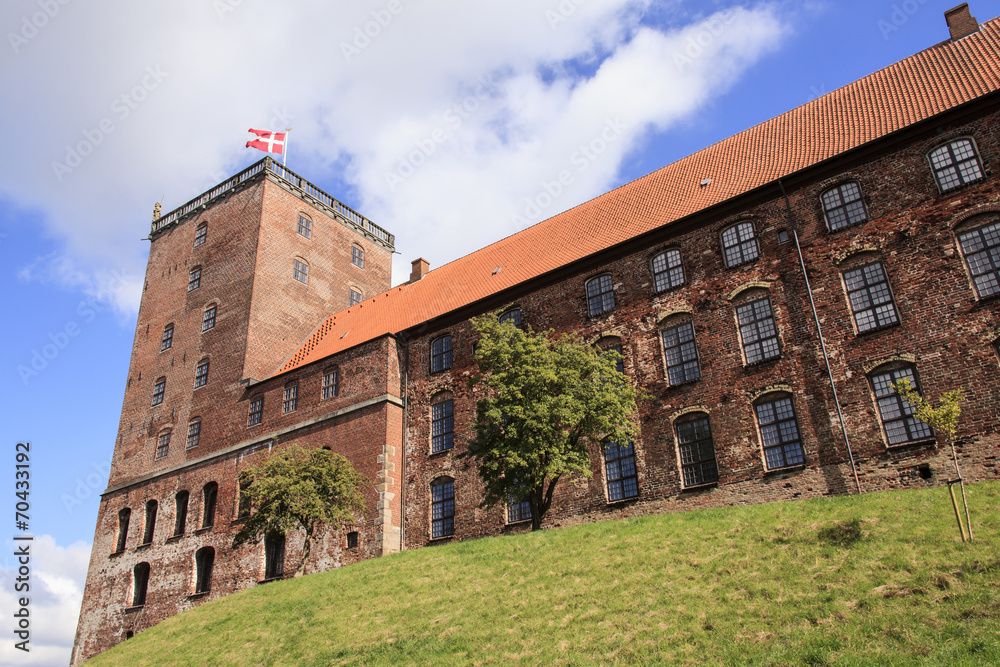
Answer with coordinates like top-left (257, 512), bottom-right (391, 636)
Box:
top-left (246, 128), bottom-right (286, 155)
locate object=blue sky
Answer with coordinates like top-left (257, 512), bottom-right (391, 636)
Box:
top-left (0, 1), bottom-right (989, 663)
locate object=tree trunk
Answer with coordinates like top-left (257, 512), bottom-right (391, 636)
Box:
top-left (296, 526), bottom-right (313, 577)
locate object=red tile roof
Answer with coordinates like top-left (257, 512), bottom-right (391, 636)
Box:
top-left (276, 18), bottom-right (1000, 377)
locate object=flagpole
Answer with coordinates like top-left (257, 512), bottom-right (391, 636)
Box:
top-left (283, 128), bottom-right (291, 166)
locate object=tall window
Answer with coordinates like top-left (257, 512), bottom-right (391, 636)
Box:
top-left (194, 222), bottom-right (208, 247)
top-left (237, 475), bottom-right (252, 518)
top-left (431, 399), bottom-right (454, 453)
top-left (869, 365), bottom-right (934, 446)
top-left (173, 491), bottom-right (189, 536)
top-left (957, 219), bottom-right (1000, 299)
top-left (597, 337), bottom-right (625, 375)
top-left (248, 397), bottom-right (263, 427)
top-left (586, 274), bottom-right (615, 316)
top-left (507, 475), bottom-right (532, 524)
top-left (604, 442), bottom-right (639, 502)
top-left (843, 261), bottom-right (899, 332)
top-left (821, 182), bottom-right (868, 231)
top-left (297, 214), bottom-right (312, 239)
top-left (431, 336), bottom-right (452, 372)
top-left (132, 563), bottom-right (150, 607)
top-left (349, 289), bottom-right (362, 307)
top-left (499, 308), bottom-right (523, 329)
top-left (430, 478), bottom-right (455, 538)
top-left (115, 508), bottom-right (131, 553)
top-left (929, 138), bottom-right (984, 192)
top-left (283, 382), bottom-right (298, 413)
top-left (651, 249), bottom-right (685, 292)
top-left (675, 414), bottom-right (718, 488)
top-left (160, 324), bottom-right (174, 351)
top-left (264, 532), bottom-right (285, 579)
top-left (322, 369), bottom-right (339, 399)
top-left (194, 360), bottom-right (209, 388)
top-left (352, 245), bottom-right (365, 268)
top-left (721, 221), bottom-right (759, 267)
top-left (202, 482), bottom-right (218, 528)
top-left (754, 394), bottom-right (805, 470)
top-left (736, 297), bottom-right (780, 364)
top-left (186, 419), bottom-right (201, 449)
top-left (188, 267), bottom-right (201, 292)
top-left (293, 259), bottom-right (308, 285)
top-left (142, 500), bottom-right (157, 545)
top-left (661, 321), bottom-right (701, 385)
top-left (155, 431), bottom-right (170, 460)
top-left (152, 377), bottom-right (166, 406)
top-left (994, 338), bottom-right (1000, 362)
top-left (202, 305), bottom-right (217, 332)
top-left (195, 547), bottom-right (215, 594)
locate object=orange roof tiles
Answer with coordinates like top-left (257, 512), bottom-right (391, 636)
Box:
top-left (276, 19), bottom-right (1000, 377)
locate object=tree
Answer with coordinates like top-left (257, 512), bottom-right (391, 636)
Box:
top-left (892, 378), bottom-right (972, 541)
top-left (232, 444), bottom-right (367, 575)
top-left (461, 311), bottom-right (645, 531)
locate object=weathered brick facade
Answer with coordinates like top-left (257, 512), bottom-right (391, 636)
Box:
top-left (75, 13), bottom-right (1000, 664)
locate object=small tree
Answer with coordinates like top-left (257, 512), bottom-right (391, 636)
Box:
top-left (232, 445), bottom-right (367, 575)
top-left (462, 311), bottom-right (645, 531)
top-left (892, 378), bottom-right (971, 541)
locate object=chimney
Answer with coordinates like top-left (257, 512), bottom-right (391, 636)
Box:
top-left (945, 4), bottom-right (979, 41)
top-left (409, 257), bottom-right (429, 283)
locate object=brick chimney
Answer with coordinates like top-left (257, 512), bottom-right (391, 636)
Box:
top-left (945, 4), bottom-right (978, 41)
top-left (409, 257), bottom-right (429, 283)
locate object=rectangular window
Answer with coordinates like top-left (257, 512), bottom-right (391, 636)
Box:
top-left (722, 222), bottom-right (759, 267)
top-left (194, 361), bottom-right (209, 388)
top-left (431, 336), bottom-right (453, 372)
top-left (322, 370), bottom-right (339, 399)
top-left (202, 306), bottom-right (217, 332)
top-left (930, 139), bottom-right (984, 192)
top-left (822, 182), bottom-right (868, 231)
top-left (844, 262), bottom-right (899, 332)
top-left (160, 324), bottom-right (174, 351)
top-left (586, 274), bottom-right (615, 316)
top-left (661, 322), bottom-right (701, 385)
top-left (297, 215), bottom-right (312, 239)
top-left (152, 378), bottom-right (166, 406)
top-left (870, 367), bottom-right (934, 446)
top-left (352, 246), bottom-right (365, 268)
top-left (186, 420), bottom-right (201, 449)
top-left (431, 400), bottom-right (454, 453)
top-left (755, 396), bottom-right (805, 470)
top-left (736, 298), bottom-right (780, 364)
top-left (293, 260), bottom-right (308, 284)
top-left (155, 431), bottom-right (170, 460)
top-left (431, 480), bottom-right (455, 538)
top-left (507, 497), bottom-right (532, 524)
top-left (604, 442), bottom-right (639, 501)
top-left (675, 416), bottom-right (718, 488)
top-left (349, 289), bottom-right (362, 306)
top-left (283, 384), bottom-right (298, 413)
top-left (248, 398), bottom-right (263, 427)
top-left (652, 249), bottom-right (685, 292)
top-left (188, 268), bottom-right (201, 292)
top-left (194, 223), bottom-right (208, 247)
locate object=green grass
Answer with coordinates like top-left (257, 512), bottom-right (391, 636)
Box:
top-left (91, 482), bottom-right (1000, 666)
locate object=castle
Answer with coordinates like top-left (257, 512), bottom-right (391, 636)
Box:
top-left (73, 6), bottom-right (1000, 662)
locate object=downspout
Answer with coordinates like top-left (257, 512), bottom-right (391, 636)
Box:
top-left (391, 333), bottom-right (410, 548)
top-left (777, 179), bottom-right (862, 495)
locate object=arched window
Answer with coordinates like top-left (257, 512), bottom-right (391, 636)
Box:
top-left (160, 323), bottom-right (174, 351)
top-left (194, 359), bottom-right (210, 388)
top-left (293, 258), bottom-right (309, 284)
top-left (142, 500), bottom-right (158, 545)
top-left (282, 382), bottom-right (298, 413)
top-left (735, 295), bottom-right (780, 364)
top-left (660, 319), bottom-right (701, 385)
top-left (115, 508), bottom-right (131, 553)
top-left (651, 249), bottom-right (685, 292)
top-left (297, 214), bottom-right (312, 239)
top-left (586, 274), bottom-right (615, 316)
top-left (821, 181), bottom-right (868, 231)
top-left (151, 377), bottom-right (166, 406)
top-left (596, 336), bottom-right (625, 375)
top-left (604, 442), bottom-right (639, 502)
top-left (194, 222), bottom-right (208, 247)
top-left (868, 364), bottom-right (934, 446)
top-left (956, 218), bottom-right (1000, 299)
top-left (430, 477), bottom-right (455, 538)
top-left (675, 413), bottom-right (718, 488)
top-left (237, 474), bottom-right (252, 519)
top-left (929, 138), bottom-right (984, 192)
top-left (264, 532), bottom-right (285, 579)
top-left (202, 304), bottom-right (217, 332)
top-left (202, 482), bottom-right (218, 529)
top-left (754, 393), bottom-right (805, 471)
top-left (349, 288), bottom-right (363, 307)
top-left (186, 418), bottom-right (201, 449)
top-left (173, 491), bottom-right (189, 536)
top-left (188, 267), bottom-right (202, 292)
top-left (842, 260), bottom-right (899, 333)
top-left (430, 336), bottom-right (453, 372)
top-left (194, 547), bottom-right (215, 594)
top-left (721, 221), bottom-right (759, 267)
top-left (351, 244), bottom-right (365, 268)
top-left (155, 430), bottom-right (171, 460)
top-left (499, 308), bottom-right (523, 329)
top-left (431, 396), bottom-right (454, 453)
top-left (132, 563), bottom-right (150, 607)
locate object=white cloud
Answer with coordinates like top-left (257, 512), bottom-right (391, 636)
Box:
top-left (0, 0), bottom-right (788, 304)
top-left (0, 535), bottom-right (90, 667)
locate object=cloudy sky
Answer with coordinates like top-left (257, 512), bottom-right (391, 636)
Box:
top-left (0, 0), bottom-right (979, 663)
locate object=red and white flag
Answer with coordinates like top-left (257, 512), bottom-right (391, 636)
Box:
top-left (246, 128), bottom-right (286, 155)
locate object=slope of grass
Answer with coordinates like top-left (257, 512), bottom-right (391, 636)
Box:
top-left (90, 482), bottom-right (1000, 666)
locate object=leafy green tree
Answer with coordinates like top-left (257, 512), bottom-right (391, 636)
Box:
top-left (462, 311), bottom-right (645, 531)
top-left (232, 444), bottom-right (368, 575)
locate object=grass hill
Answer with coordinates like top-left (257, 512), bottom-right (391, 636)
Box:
top-left (90, 481), bottom-right (1000, 666)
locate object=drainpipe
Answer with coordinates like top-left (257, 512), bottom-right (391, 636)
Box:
top-left (391, 333), bottom-right (410, 548)
top-left (778, 179), bottom-right (862, 495)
